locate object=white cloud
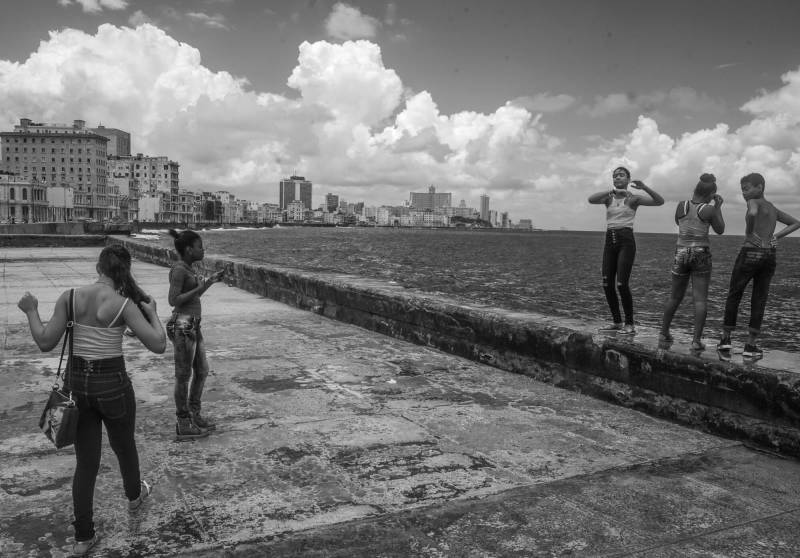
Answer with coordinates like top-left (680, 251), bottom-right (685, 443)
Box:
top-left (186, 12), bottom-right (229, 30)
top-left (2, 23), bottom-right (800, 230)
top-left (128, 10), bottom-right (154, 27)
top-left (58, 0), bottom-right (128, 13)
top-left (325, 3), bottom-right (381, 40)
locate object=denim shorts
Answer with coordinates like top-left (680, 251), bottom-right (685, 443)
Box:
top-left (672, 246), bottom-right (712, 276)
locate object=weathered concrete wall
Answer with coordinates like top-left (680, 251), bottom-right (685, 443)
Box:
top-left (109, 238), bottom-right (800, 457)
top-left (0, 222), bottom-right (85, 235)
top-left (0, 234), bottom-right (106, 247)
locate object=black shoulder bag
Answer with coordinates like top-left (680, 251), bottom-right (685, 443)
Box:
top-left (39, 289), bottom-right (79, 449)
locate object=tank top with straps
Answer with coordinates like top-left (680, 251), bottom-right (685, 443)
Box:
top-left (676, 200), bottom-right (711, 248)
top-left (606, 193), bottom-right (637, 229)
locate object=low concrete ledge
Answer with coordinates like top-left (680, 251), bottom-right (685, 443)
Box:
top-left (110, 238), bottom-right (800, 457)
top-left (0, 234), bottom-right (107, 247)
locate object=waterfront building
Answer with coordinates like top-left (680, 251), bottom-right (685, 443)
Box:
top-left (108, 157), bottom-right (139, 221)
top-left (325, 192), bottom-right (339, 213)
top-left (138, 191), bottom-right (165, 222)
top-left (279, 175), bottom-right (312, 211)
top-left (175, 189), bottom-right (196, 223)
top-left (91, 125), bottom-right (131, 157)
top-left (286, 199), bottom-right (305, 221)
top-left (199, 192), bottom-right (222, 223)
top-left (480, 194), bottom-right (490, 221)
top-left (0, 172), bottom-right (49, 222)
top-left (517, 218), bottom-right (533, 230)
top-left (410, 185), bottom-right (451, 211)
top-left (501, 212), bottom-right (509, 228)
top-left (46, 183), bottom-right (75, 222)
top-left (214, 191), bottom-right (236, 223)
top-left (1, 118), bottom-right (110, 220)
top-left (109, 153), bottom-right (180, 221)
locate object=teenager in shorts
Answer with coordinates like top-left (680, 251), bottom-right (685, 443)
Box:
top-left (168, 229), bottom-right (225, 439)
top-left (659, 174), bottom-right (725, 350)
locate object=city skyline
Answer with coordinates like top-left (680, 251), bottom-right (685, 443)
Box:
top-left (1, 1), bottom-right (800, 232)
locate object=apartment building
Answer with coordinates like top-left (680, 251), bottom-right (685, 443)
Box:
top-left (0, 118), bottom-right (110, 220)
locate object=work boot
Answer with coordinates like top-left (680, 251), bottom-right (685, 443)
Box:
top-left (192, 412), bottom-right (216, 431)
top-left (176, 417), bottom-right (209, 440)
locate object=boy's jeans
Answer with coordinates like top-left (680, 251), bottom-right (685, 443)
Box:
top-left (172, 314), bottom-right (210, 418)
top-left (723, 247), bottom-right (777, 335)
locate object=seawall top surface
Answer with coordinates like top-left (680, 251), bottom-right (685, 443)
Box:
top-left (2, 246), bottom-right (800, 556)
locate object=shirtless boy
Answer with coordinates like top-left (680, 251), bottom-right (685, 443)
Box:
top-left (717, 173), bottom-right (800, 358)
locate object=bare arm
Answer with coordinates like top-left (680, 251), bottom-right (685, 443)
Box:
top-left (705, 194), bottom-right (725, 235)
top-left (630, 180), bottom-right (665, 207)
top-left (18, 290), bottom-right (69, 352)
top-left (774, 208), bottom-right (800, 240)
top-left (168, 268), bottom-right (224, 307)
top-left (674, 201), bottom-right (685, 226)
top-left (123, 297), bottom-right (167, 354)
top-left (588, 190), bottom-right (613, 205)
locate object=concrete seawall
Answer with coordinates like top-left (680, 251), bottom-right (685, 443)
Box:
top-left (109, 237), bottom-right (800, 457)
top-left (0, 234), bottom-right (107, 247)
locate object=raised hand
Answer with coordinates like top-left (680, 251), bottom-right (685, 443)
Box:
top-left (17, 292), bottom-right (39, 313)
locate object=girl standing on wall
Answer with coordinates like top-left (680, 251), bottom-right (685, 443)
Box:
top-left (588, 166), bottom-right (664, 334)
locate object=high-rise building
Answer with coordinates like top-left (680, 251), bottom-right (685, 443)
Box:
top-left (410, 185), bottom-right (451, 211)
top-left (91, 125), bottom-right (131, 157)
top-left (279, 175), bottom-right (312, 210)
top-left (1, 118), bottom-right (110, 220)
top-left (480, 194), bottom-right (490, 221)
top-left (325, 192), bottom-right (339, 212)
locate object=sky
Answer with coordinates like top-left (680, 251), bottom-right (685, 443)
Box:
top-left (1, 1), bottom-right (800, 233)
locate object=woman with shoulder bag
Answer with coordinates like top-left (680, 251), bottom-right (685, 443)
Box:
top-left (18, 244), bottom-right (166, 557)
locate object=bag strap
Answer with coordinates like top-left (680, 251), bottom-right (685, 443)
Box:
top-left (54, 289), bottom-right (75, 386)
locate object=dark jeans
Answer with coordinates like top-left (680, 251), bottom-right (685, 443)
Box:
top-left (65, 356), bottom-right (140, 541)
top-left (602, 227), bottom-right (637, 325)
top-left (172, 314), bottom-right (210, 418)
top-left (723, 247), bottom-right (777, 335)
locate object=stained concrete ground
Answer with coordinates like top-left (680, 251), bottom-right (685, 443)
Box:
top-left (1, 246), bottom-right (799, 558)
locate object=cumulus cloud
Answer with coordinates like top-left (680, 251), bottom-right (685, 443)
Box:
top-left (58, 0), bottom-right (128, 13)
top-left (128, 10), bottom-right (154, 27)
top-left (2, 22), bottom-right (800, 231)
top-left (325, 3), bottom-right (381, 40)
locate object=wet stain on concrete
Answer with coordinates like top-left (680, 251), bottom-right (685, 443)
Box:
top-left (1, 474), bottom-right (72, 496)
top-left (234, 375), bottom-right (309, 393)
top-left (267, 445), bottom-right (321, 465)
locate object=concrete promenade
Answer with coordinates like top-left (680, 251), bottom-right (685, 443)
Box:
top-left (2, 246), bottom-right (800, 557)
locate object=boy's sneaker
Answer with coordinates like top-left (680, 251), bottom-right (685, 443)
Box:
top-left (192, 412), bottom-right (216, 431)
top-left (742, 344), bottom-right (764, 359)
top-left (176, 417), bottom-right (210, 440)
top-left (128, 480), bottom-right (151, 512)
top-left (716, 335), bottom-right (732, 350)
top-left (619, 324), bottom-right (636, 335)
top-left (598, 322), bottom-right (623, 332)
top-left (71, 535), bottom-right (98, 557)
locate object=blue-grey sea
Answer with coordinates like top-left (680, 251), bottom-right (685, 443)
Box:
top-left (154, 227), bottom-right (800, 352)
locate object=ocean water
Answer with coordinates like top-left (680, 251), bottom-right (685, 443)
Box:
top-left (152, 227), bottom-right (800, 352)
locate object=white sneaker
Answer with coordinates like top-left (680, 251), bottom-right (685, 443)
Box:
top-left (71, 534), bottom-right (98, 557)
top-left (128, 480), bottom-right (151, 512)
